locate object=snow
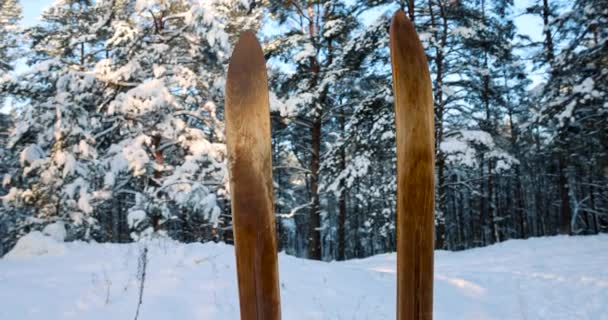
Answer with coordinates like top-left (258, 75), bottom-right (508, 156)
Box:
top-left (1, 234), bottom-right (606, 319)
top-left (439, 130), bottom-right (518, 170)
top-left (284, 92), bottom-right (314, 117)
top-left (135, 0), bottom-right (166, 12)
top-left (557, 100), bottom-right (577, 127)
top-left (451, 26), bottom-right (475, 38)
top-left (42, 221), bottom-right (67, 242)
top-left (106, 135), bottom-right (151, 177)
top-left (573, 77), bottom-right (595, 94)
top-left (269, 91), bottom-right (296, 117)
top-left (1, 187), bottom-right (22, 206)
top-left (325, 155), bottom-right (371, 196)
top-left (61, 153), bottom-right (77, 178)
top-left (459, 130), bottom-right (495, 148)
top-left (127, 210), bottom-right (147, 228)
top-left (109, 79), bottom-right (177, 116)
top-left (441, 139), bottom-right (477, 167)
top-left (293, 43), bottom-right (316, 63)
top-left (323, 19), bottom-right (343, 38)
top-left (106, 21), bottom-right (138, 47)
top-left (3, 232), bottom-right (66, 259)
top-left (19, 144), bottom-right (44, 166)
top-left (77, 189), bottom-right (94, 215)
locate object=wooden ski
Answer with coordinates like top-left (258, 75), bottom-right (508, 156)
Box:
top-left (389, 10), bottom-right (435, 320)
top-left (225, 31), bottom-right (282, 320)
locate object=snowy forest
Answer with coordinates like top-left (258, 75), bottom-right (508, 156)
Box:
top-left (0, 0), bottom-right (606, 260)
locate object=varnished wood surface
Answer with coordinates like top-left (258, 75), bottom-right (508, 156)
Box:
top-left (225, 31), bottom-right (282, 320)
top-left (389, 10), bottom-right (435, 320)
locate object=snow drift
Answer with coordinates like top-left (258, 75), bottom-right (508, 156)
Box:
top-left (1, 234), bottom-right (607, 319)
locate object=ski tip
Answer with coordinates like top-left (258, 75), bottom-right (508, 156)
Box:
top-left (391, 9), bottom-right (409, 26)
top-left (389, 10), bottom-right (419, 49)
top-left (234, 30), bottom-right (261, 52)
top-left (389, 8), bottom-right (433, 115)
top-left (228, 31), bottom-right (266, 78)
top-left (389, 9), bottom-right (429, 79)
top-left (390, 10), bottom-right (410, 35)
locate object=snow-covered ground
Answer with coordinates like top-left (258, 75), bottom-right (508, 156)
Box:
top-left (1, 233), bottom-right (607, 320)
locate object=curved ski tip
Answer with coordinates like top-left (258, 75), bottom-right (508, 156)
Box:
top-left (392, 9), bottom-right (408, 23)
top-left (235, 30), bottom-right (260, 50)
top-left (390, 10), bottom-right (415, 37)
top-left (230, 31), bottom-right (265, 69)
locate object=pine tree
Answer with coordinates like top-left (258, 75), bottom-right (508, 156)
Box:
top-left (267, 0), bottom-right (359, 259)
top-left (0, 0), bottom-right (21, 72)
top-left (0, 0), bottom-right (22, 255)
top-left (3, 0), bottom-right (114, 241)
top-left (539, 0), bottom-right (608, 234)
top-left (2, 0), bottom-right (240, 244)
top-left (90, 0), bottom-right (232, 241)
top-left (0, 0), bottom-right (22, 106)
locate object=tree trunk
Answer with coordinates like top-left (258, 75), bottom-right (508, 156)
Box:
top-left (337, 128), bottom-right (347, 261)
top-left (304, 3), bottom-right (323, 261)
top-left (429, 0), bottom-right (448, 250)
top-left (488, 160), bottom-right (499, 243)
top-left (515, 170), bottom-right (526, 238)
top-left (407, 0), bottom-right (415, 22)
top-left (542, 0), bottom-right (555, 66)
top-left (588, 173), bottom-right (599, 234)
top-left (308, 119), bottom-right (322, 260)
top-left (152, 134), bottom-right (163, 180)
top-left (558, 157), bottom-right (572, 234)
top-left (479, 156), bottom-right (487, 245)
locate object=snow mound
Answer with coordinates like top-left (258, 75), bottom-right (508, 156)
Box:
top-left (42, 221), bottom-right (67, 242)
top-left (4, 231), bottom-right (66, 259)
top-left (0, 235), bottom-right (606, 319)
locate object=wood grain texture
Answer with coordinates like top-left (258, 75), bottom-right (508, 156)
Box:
top-left (225, 31), bottom-right (281, 320)
top-left (389, 10), bottom-right (436, 320)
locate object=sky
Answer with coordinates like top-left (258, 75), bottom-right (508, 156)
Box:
top-left (12, 0), bottom-right (54, 74)
top-left (1, 0), bottom-right (54, 113)
top-left (20, 0), bottom-right (51, 26)
top-left (3, 0), bottom-right (545, 113)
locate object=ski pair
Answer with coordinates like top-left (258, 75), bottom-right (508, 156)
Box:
top-left (225, 10), bottom-right (434, 320)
